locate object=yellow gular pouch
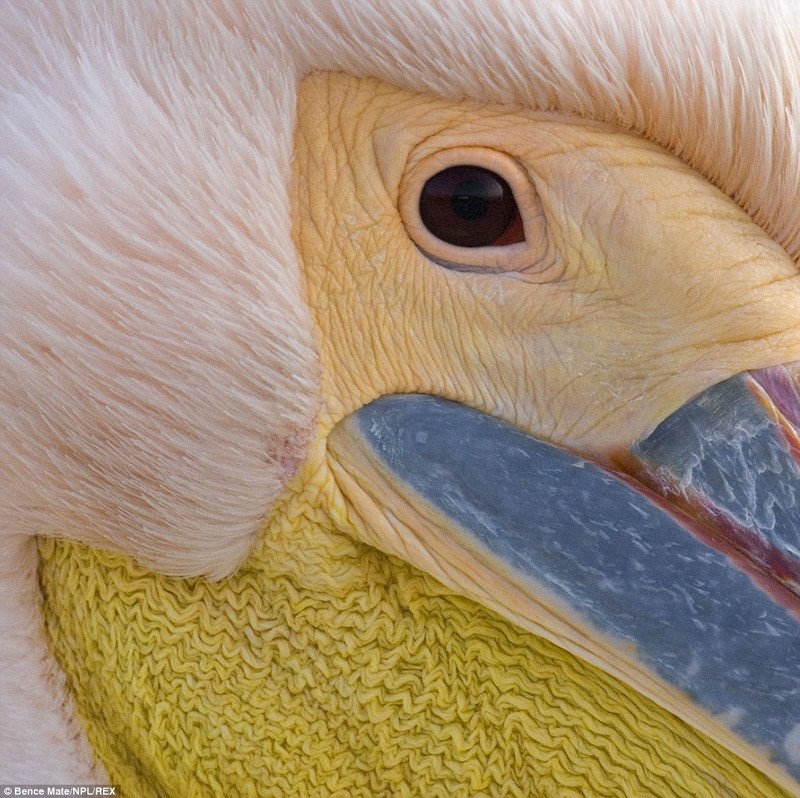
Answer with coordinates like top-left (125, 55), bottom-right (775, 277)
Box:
top-left (38, 481), bottom-right (789, 798)
top-left (37, 71), bottom-right (800, 797)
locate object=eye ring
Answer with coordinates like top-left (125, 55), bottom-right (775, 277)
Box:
top-left (399, 146), bottom-right (549, 273)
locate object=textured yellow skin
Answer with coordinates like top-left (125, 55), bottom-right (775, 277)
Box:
top-left (39, 477), bottom-right (790, 797)
top-left (298, 74), bottom-right (800, 455)
top-left (38, 73), bottom-right (800, 795)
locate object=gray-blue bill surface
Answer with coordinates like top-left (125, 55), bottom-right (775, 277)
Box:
top-left (633, 373), bottom-right (800, 591)
top-left (350, 394), bottom-right (800, 781)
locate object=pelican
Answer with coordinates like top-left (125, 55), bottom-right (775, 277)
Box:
top-left (4, 1), bottom-right (800, 795)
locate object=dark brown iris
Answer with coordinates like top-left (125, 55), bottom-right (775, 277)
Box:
top-left (418, 165), bottom-right (524, 248)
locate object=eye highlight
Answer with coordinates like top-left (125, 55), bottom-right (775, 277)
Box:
top-left (399, 146), bottom-right (551, 275)
top-left (419, 165), bottom-right (524, 248)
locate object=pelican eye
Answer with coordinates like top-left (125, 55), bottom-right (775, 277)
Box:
top-left (399, 145), bottom-right (552, 274)
top-left (419, 165), bottom-right (525, 248)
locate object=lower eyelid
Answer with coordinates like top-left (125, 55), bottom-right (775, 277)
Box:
top-left (416, 241), bottom-right (531, 272)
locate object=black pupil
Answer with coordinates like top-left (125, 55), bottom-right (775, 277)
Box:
top-left (451, 178), bottom-right (491, 221)
top-left (419, 165), bottom-right (519, 248)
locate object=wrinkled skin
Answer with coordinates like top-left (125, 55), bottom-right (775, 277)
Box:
top-left (294, 73), bottom-right (800, 454)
